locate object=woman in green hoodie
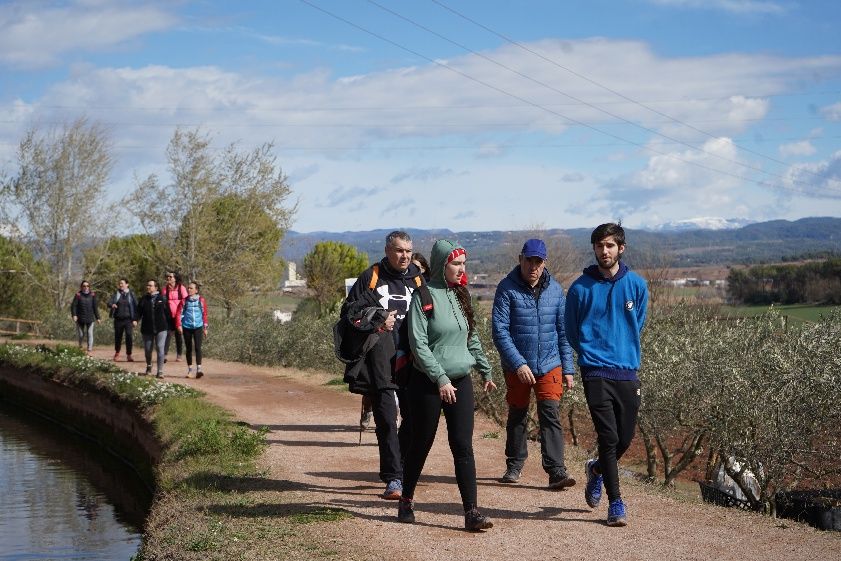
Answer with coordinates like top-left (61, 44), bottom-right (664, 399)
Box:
top-left (398, 239), bottom-right (497, 531)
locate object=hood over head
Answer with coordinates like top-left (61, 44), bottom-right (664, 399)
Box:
top-left (429, 239), bottom-right (468, 288)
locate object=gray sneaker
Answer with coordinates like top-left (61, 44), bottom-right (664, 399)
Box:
top-left (500, 467), bottom-right (521, 483)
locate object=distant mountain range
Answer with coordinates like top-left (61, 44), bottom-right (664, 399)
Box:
top-left (280, 217), bottom-right (841, 273)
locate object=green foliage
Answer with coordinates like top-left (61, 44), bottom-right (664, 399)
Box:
top-left (727, 258), bottom-right (841, 305)
top-left (639, 304), bottom-right (841, 510)
top-left (183, 193), bottom-right (284, 315)
top-left (0, 117), bottom-right (114, 311)
top-left (127, 127), bottom-right (295, 316)
top-left (303, 241), bottom-right (369, 316)
top-left (83, 234), bottom-right (164, 296)
top-left (0, 236), bottom-right (50, 319)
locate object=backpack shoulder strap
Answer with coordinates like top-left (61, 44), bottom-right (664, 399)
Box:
top-left (417, 284), bottom-right (434, 319)
top-left (368, 264), bottom-right (379, 290)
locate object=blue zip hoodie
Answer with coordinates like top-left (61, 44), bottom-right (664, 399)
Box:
top-left (564, 261), bottom-right (648, 381)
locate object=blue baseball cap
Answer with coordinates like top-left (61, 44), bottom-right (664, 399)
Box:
top-left (521, 239), bottom-right (547, 260)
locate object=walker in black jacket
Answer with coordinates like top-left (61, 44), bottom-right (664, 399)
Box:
top-left (137, 285), bottom-right (169, 378)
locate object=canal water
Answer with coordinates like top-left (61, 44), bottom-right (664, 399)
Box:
top-left (0, 401), bottom-right (151, 560)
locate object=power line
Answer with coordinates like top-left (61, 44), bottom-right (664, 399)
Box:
top-left (428, 0), bottom-right (826, 181)
top-left (299, 0), bottom-right (833, 197)
top-left (366, 0), bottom-right (807, 187)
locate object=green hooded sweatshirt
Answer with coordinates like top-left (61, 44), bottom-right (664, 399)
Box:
top-left (408, 239), bottom-right (493, 388)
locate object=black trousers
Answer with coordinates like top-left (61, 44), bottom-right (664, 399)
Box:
top-left (402, 373), bottom-right (477, 511)
top-left (113, 318), bottom-right (134, 354)
top-left (366, 336), bottom-right (403, 483)
top-left (583, 377), bottom-right (640, 502)
top-left (183, 327), bottom-right (204, 366)
top-left (164, 314), bottom-right (183, 357)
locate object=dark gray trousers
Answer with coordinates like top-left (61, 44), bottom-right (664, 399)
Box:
top-left (505, 400), bottom-right (567, 475)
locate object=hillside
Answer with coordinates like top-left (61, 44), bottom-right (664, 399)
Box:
top-left (280, 217), bottom-right (841, 273)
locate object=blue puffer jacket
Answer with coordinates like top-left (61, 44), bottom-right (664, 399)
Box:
top-left (491, 267), bottom-right (575, 376)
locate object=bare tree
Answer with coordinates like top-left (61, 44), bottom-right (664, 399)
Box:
top-left (0, 118), bottom-right (113, 310)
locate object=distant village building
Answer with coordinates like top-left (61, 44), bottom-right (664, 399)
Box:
top-left (283, 262), bottom-right (307, 292)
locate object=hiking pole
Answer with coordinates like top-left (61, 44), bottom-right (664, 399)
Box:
top-left (359, 399), bottom-right (365, 445)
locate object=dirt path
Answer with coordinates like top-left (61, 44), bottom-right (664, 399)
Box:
top-left (101, 349), bottom-right (840, 561)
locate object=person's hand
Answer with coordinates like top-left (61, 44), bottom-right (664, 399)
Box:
top-left (383, 310), bottom-right (397, 332)
top-left (177, 327), bottom-right (183, 334)
top-left (203, 327), bottom-right (208, 339)
top-left (483, 380), bottom-right (497, 392)
top-left (96, 319), bottom-right (101, 324)
top-left (72, 315), bottom-right (77, 322)
top-left (563, 374), bottom-right (575, 390)
top-left (111, 303), bottom-right (117, 309)
top-left (439, 382), bottom-right (457, 404)
top-left (516, 364), bottom-right (536, 385)
top-left (132, 321), bottom-right (137, 328)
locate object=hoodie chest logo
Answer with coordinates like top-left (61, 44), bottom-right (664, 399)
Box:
top-left (625, 300), bottom-right (634, 311)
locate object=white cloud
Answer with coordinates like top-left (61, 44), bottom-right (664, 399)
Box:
top-left (0, 1), bottom-right (177, 68)
top-left (646, 0), bottom-right (788, 15)
top-left (778, 140), bottom-right (816, 158)
top-left (591, 137), bottom-right (752, 215)
top-left (821, 101), bottom-right (841, 122)
top-left (784, 150), bottom-right (841, 199)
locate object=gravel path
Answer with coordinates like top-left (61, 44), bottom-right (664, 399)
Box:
top-left (145, 353), bottom-right (840, 561)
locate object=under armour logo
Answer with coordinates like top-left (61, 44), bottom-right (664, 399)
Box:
top-left (625, 300), bottom-right (634, 311)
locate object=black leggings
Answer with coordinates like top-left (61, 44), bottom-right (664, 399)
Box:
top-left (583, 377), bottom-right (640, 502)
top-left (182, 327), bottom-right (204, 366)
top-left (164, 314), bottom-right (183, 357)
top-left (402, 373), bottom-right (477, 511)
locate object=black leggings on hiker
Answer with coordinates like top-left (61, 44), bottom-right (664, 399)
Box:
top-left (182, 327), bottom-right (203, 367)
top-left (402, 372), bottom-right (477, 510)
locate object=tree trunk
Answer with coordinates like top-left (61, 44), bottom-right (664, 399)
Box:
top-left (638, 424), bottom-right (658, 481)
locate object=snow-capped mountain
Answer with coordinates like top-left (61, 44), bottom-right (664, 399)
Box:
top-left (646, 217), bottom-right (755, 232)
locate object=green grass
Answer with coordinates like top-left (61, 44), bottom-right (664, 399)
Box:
top-left (721, 303), bottom-right (841, 323)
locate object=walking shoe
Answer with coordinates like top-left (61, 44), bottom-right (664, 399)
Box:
top-left (584, 459), bottom-right (603, 508)
top-left (464, 508), bottom-right (493, 531)
top-left (500, 466), bottom-right (521, 483)
top-left (143, 365), bottom-right (152, 376)
top-left (607, 498), bottom-right (628, 527)
top-left (187, 367), bottom-right (195, 379)
top-left (397, 497), bottom-right (415, 524)
top-left (156, 371), bottom-right (164, 379)
top-left (175, 355), bottom-right (182, 363)
top-left (113, 352), bottom-right (120, 361)
top-left (196, 369), bottom-right (204, 379)
top-left (382, 479), bottom-right (402, 500)
top-left (548, 470), bottom-right (577, 490)
top-left (126, 354), bottom-right (134, 362)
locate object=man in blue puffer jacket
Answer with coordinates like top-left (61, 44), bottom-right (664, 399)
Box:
top-left (492, 239), bottom-right (576, 489)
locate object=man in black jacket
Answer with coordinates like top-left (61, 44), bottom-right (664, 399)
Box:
top-left (108, 278), bottom-right (138, 362)
top-left (340, 231), bottom-right (425, 500)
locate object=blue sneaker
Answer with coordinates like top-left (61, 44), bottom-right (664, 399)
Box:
top-left (607, 498), bottom-right (627, 526)
top-left (382, 479), bottom-right (402, 500)
top-left (584, 459), bottom-right (603, 508)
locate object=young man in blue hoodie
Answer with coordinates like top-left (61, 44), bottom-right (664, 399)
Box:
top-left (564, 223), bottom-right (648, 527)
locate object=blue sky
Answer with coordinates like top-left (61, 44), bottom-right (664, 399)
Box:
top-left (1, 0), bottom-right (840, 232)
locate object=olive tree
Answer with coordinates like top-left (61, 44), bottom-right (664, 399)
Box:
top-left (0, 118), bottom-right (113, 310)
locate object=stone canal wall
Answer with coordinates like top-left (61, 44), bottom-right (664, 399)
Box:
top-left (0, 365), bottom-right (161, 490)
